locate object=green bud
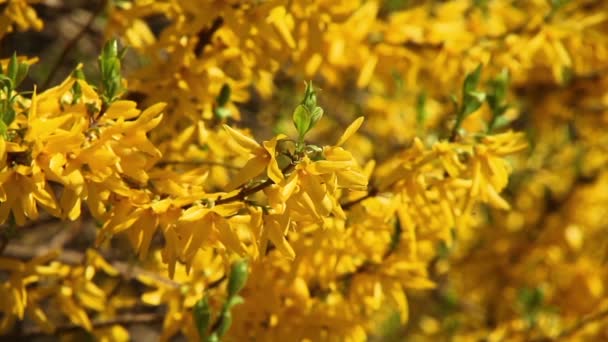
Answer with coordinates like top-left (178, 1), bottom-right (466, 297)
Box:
top-left (226, 295), bottom-right (244, 309)
top-left (463, 64), bottom-right (483, 94)
top-left (293, 104), bottom-right (311, 139)
top-left (192, 295), bottom-right (212, 341)
top-left (227, 259), bottom-right (248, 297)
top-left (217, 84), bottom-right (231, 107)
top-left (7, 53), bottom-right (18, 86)
top-left (15, 62), bottom-right (29, 88)
top-left (214, 106), bottom-right (231, 120)
top-left (293, 81), bottom-right (324, 142)
top-left (302, 81), bottom-right (317, 110)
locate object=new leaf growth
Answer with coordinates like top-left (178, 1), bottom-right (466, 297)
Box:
top-left (99, 39), bottom-right (126, 106)
top-left (293, 81), bottom-right (324, 145)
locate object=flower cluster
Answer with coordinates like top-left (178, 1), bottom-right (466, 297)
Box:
top-left (1, 0), bottom-right (607, 341)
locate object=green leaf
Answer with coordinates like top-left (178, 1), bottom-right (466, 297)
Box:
top-left (293, 104), bottom-right (311, 139)
top-left (216, 311), bottom-right (232, 338)
top-left (15, 62), bottom-right (29, 88)
top-left (216, 84), bottom-right (231, 107)
top-left (227, 259), bottom-right (248, 297)
top-left (214, 106), bottom-right (231, 120)
top-left (3, 106), bottom-right (15, 126)
top-left (0, 120), bottom-right (7, 138)
top-left (193, 295), bottom-right (212, 341)
top-left (302, 81), bottom-right (317, 110)
top-left (225, 295), bottom-right (244, 309)
top-left (7, 53), bottom-right (18, 85)
top-left (462, 98), bottom-right (483, 117)
top-left (309, 106), bottom-right (323, 127)
top-left (463, 64), bottom-right (483, 94)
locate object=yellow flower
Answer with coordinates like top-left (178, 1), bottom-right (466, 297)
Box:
top-left (223, 125), bottom-right (285, 190)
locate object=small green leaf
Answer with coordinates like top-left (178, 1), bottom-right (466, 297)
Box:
top-left (216, 311), bottom-right (232, 338)
top-left (0, 120), bottom-right (7, 138)
top-left (207, 333), bottom-right (220, 342)
top-left (3, 106), bottom-right (15, 126)
top-left (302, 81), bottom-right (317, 110)
top-left (226, 295), bottom-right (244, 309)
top-left (462, 98), bottom-right (483, 117)
top-left (216, 84), bottom-right (231, 107)
top-left (15, 62), bottom-right (29, 88)
top-left (193, 295), bottom-right (212, 341)
top-left (416, 92), bottom-right (427, 127)
top-left (310, 106), bottom-right (323, 127)
top-left (214, 106), bottom-right (231, 120)
top-left (463, 64), bottom-right (483, 94)
top-left (227, 259), bottom-right (248, 297)
top-left (7, 53), bottom-right (18, 85)
top-left (293, 104), bottom-right (311, 139)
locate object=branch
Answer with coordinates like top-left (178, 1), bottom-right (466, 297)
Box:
top-left (3, 243), bottom-right (180, 288)
top-left (12, 312), bottom-right (164, 337)
top-left (215, 163), bottom-right (295, 205)
top-left (194, 17), bottom-right (224, 57)
top-left (341, 186), bottom-right (379, 210)
top-left (555, 308), bottom-right (608, 340)
top-left (157, 159), bottom-right (239, 170)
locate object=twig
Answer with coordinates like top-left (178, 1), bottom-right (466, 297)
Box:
top-left (194, 17), bottom-right (224, 57)
top-left (157, 159), bottom-right (239, 170)
top-left (41, 0), bottom-right (107, 89)
top-left (215, 164), bottom-right (295, 205)
top-left (13, 312), bottom-right (164, 337)
top-left (341, 186), bottom-right (379, 210)
top-left (554, 308), bottom-right (608, 340)
top-left (3, 243), bottom-right (180, 288)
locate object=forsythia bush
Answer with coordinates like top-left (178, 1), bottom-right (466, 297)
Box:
top-left (0, 0), bottom-right (607, 340)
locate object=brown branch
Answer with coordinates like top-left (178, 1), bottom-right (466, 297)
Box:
top-left (157, 159), bottom-right (239, 170)
top-left (3, 243), bottom-right (180, 288)
top-left (12, 312), bottom-right (164, 337)
top-left (194, 17), bottom-right (224, 57)
top-left (341, 186), bottom-right (379, 210)
top-left (41, 0), bottom-right (107, 89)
top-left (555, 309), bottom-right (608, 340)
top-left (215, 163), bottom-right (294, 205)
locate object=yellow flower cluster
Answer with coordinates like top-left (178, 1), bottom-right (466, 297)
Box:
top-left (1, 0), bottom-right (607, 340)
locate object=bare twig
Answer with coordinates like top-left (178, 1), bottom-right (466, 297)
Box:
top-left (215, 163), bottom-right (295, 205)
top-left (554, 308), bottom-right (608, 340)
top-left (13, 312), bottom-right (164, 337)
top-left (194, 17), bottom-right (224, 57)
top-left (157, 159), bottom-right (239, 170)
top-left (3, 243), bottom-right (180, 288)
top-left (341, 186), bottom-right (379, 210)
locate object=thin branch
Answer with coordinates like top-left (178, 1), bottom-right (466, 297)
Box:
top-left (13, 312), bottom-right (164, 337)
top-left (215, 163), bottom-right (295, 205)
top-left (341, 186), bottom-right (379, 210)
top-left (157, 159), bottom-right (239, 170)
top-left (194, 17), bottom-right (224, 57)
top-left (555, 308), bottom-right (608, 340)
top-left (41, 0), bottom-right (107, 89)
top-left (3, 243), bottom-right (180, 288)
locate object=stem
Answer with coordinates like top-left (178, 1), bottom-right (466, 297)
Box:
top-left (215, 163), bottom-right (294, 205)
top-left (341, 186), bottom-right (378, 210)
top-left (449, 110), bottom-right (464, 142)
top-left (157, 159), bottom-right (239, 170)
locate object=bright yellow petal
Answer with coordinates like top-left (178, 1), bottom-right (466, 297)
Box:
top-left (336, 117), bottom-right (364, 146)
top-left (223, 125), bottom-right (260, 152)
